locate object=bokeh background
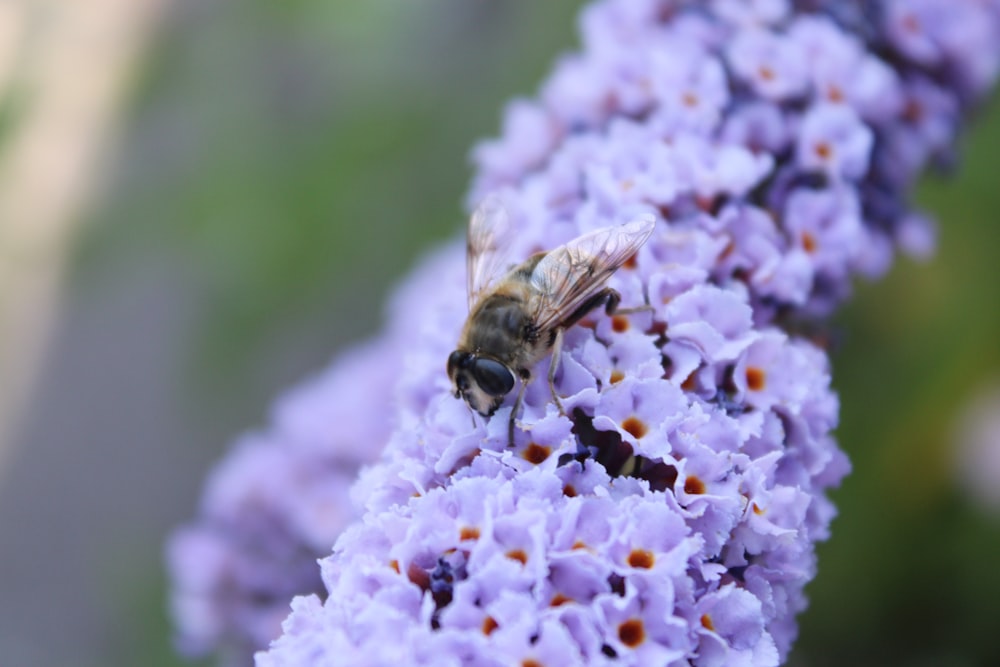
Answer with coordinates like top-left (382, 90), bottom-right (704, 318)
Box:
top-left (0, 1), bottom-right (997, 666)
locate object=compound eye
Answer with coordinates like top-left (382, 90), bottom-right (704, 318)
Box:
top-left (472, 358), bottom-right (515, 397)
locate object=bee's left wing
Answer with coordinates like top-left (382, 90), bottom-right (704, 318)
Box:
top-left (529, 215), bottom-right (656, 331)
top-left (467, 195), bottom-right (517, 311)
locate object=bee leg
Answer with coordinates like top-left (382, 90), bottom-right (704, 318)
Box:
top-left (560, 288), bottom-right (652, 333)
top-left (508, 371), bottom-right (531, 447)
top-left (610, 304), bottom-right (654, 316)
top-left (602, 287), bottom-right (656, 315)
top-left (547, 327), bottom-right (566, 416)
top-left (603, 288), bottom-right (653, 317)
top-left (560, 288), bottom-right (619, 329)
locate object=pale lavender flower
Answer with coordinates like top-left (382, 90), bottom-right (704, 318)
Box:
top-left (727, 27), bottom-right (811, 101)
top-left (166, 305), bottom-right (422, 663)
top-left (169, 0), bottom-right (1000, 664)
top-left (163, 242), bottom-right (461, 645)
top-left (795, 104), bottom-right (873, 180)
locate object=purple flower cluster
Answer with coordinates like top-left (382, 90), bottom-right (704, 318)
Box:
top-left (166, 313), bottom-right (421, 662)
top-left (473, 0), bottom-right (998, 319)
top-left (167, 246), bottom-right (461, 663)
top-left (166, 338), bottom-right (388, 661)
top-left (168, 0), bottom-right (1000, 665)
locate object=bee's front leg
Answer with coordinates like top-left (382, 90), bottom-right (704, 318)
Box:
top-left (547, 328), bottom-right (566, 417)
top-left (559, 288), bottom-right (652, 333)
top-left (603, 288), bottom-right (653, 317)
top-left (508, 369), bottom-right (531, 447)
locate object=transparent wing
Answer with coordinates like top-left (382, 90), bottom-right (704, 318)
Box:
top-left (466, 195), bottom-right (517, 310)
top-left (529, 215), bottom-right (656, 331)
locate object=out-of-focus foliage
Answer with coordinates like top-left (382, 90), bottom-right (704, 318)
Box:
top-left (84, 0), bottom-right (585, 400)
top-left (73, 0), bottom-right (1000, 664)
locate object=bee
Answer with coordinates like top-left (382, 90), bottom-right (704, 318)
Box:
top-left (447, 196), bottom-right (656, 443)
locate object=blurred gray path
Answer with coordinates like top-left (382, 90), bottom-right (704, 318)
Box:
top-left (0, 243), bottom-right (382, 667)
top-left (0, 253), bottom-right (207, 666)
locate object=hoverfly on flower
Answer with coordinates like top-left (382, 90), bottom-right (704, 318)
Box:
top-left (447, 197), bottom-right (655, 442)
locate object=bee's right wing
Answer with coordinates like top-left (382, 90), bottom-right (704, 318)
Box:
top-left (466, 195), bottom-right (517, 310)
top-left (528, 215), bottom-right (656, 331)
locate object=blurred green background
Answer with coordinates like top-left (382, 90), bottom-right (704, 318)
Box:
top-left (0, 1), bottom-right (997, 665)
